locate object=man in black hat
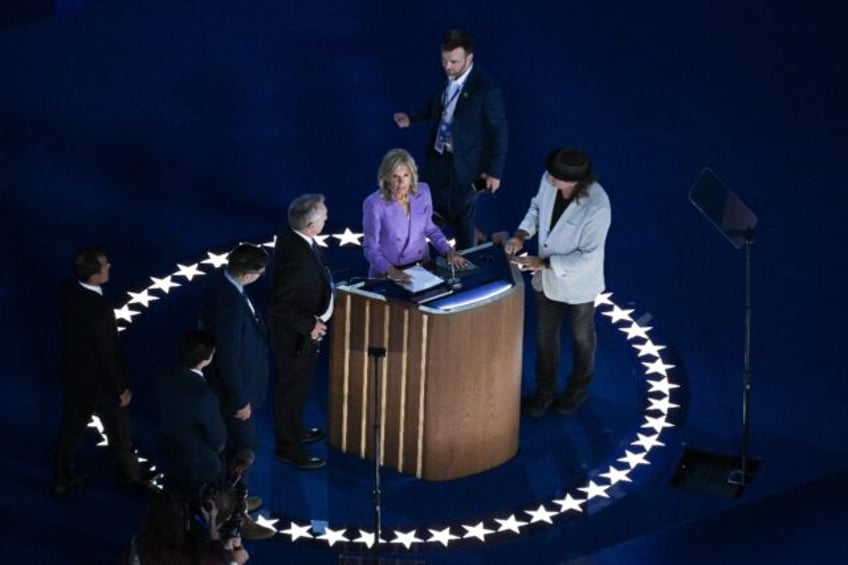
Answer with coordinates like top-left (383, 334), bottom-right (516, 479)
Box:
top-left (504, 148), bottom-right (611, 417)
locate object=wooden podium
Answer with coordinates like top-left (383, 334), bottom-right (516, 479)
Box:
top-left (327, 245), bottom-right (524, 481)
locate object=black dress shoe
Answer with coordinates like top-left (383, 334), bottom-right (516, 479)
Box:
top-left (523, 391), bottom-right (555, 418)
top-left (274, 451), bottom-right (327, 470)
top-left (554, 390), bottom-right (589, 415)
top-left (53, 476), bottom-right (88, 497)
top-left (299, 427), bottom-right (325, 444)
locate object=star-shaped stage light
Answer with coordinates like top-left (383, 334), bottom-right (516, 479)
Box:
top-left (149, 275), bottom-right (180, 293)
top-left (642, 414), bottom-right (675, 434)
top-left (594, 291), bottom-right (614, 307)
top-left (114, 305), bottom-right (141, 323)
top-left (391, 529), bottom-right (424, 549)
top-left (633, 339), bottom-right (666, 358)
top-left (602, 305), bottom-right (634, 323)
top-left (463, 521), bottom-right (496, 541)
top-left (254, 515), bottom-right (279, 531)
top-left (201, 251), bottom-right (229, 268)
top-left (280, 521), bottom-right (313, 541)
top-left (333, 228), bottom-right (363, 247)
top-left (352, 530), bottom-right (381, 548)
top-left (631, 432), bottom-right (666, 451)
top-left (646, 377), bottom-right (680, 395)
top-left (599, 465), bottom-right (633, 485)
top-left (127, 289), bottom-right (159, 308)
top-left (647, 396), bottom-right (680, 414)
top-left (88, 415), bottom-right (104, 434)
top-left (617, 450), bottom-right (651, 469)
top-left (577, 480), bottom-right (610, 500)
top-left (317, 527), bottom-right (349, 546)
top-left (314, 234), bottom-right (330, 247)
top-left (642, 358), bottom-right (676, 376)
top-left (427, 527), bottom-right (460, 547)
top-left (551, 493), bottom-right (585, 514)
top-left (174, 262), bottom-right (205, 281)
top-left (525, 504), bottom-right (558, 524)
top-left (495, 514), bottom-right (529, 534)
top-left (620, 322), bottom-right (653, 340)
top-left (261, 237), bottom-right (275, 248)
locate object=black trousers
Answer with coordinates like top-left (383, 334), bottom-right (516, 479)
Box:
top-left (423, 150), bottom-right (477, 251)
top-left (533, 291), bottom-right (597, 396)
top-left (271, 329), bottom-right (320, 458)
top-left (54, 389), bottom-right (140, 484)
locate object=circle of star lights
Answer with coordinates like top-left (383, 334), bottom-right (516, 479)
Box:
top-left (100, 230), bottom-right (684, 552)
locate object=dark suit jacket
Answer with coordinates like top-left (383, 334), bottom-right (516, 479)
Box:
top-left (268, 226), bottom-right (332, 353)
top-left (410, 64), bottom-right (508, 187)
top-left (200, 270), bottom-right (269, 412)
top-left (59, 280), bottom-right (130, 401)
top-left (156, 366), bottom-right (226, 488)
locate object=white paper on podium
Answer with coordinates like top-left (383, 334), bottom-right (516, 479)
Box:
top-left (398, 265), bottom-right (444, 293)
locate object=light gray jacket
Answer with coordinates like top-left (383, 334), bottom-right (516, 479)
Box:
top-left (517, 173), bottom-right (611, 304)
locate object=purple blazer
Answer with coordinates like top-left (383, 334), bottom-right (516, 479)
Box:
top-left (362, 182), bottom-right (452, 277)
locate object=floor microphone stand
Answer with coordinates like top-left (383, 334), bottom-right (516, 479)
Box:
top-left (367, 346), bottom-right (387, 565)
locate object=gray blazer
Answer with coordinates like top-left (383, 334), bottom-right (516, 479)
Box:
top-left (517, 174), bottom-right (611, 304)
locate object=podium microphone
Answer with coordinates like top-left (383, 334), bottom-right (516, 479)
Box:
top-left (448, 260), bottom-right (462, 290)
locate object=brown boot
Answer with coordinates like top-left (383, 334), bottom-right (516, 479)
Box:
top-left (240, 514), bottom-right (276, 540)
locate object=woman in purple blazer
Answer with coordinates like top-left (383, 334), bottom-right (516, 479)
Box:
top-left (363, 148), bottom-right (466, 281)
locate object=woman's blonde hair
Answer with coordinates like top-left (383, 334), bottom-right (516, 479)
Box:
top-left (377, 148), bottom-right (419, 202)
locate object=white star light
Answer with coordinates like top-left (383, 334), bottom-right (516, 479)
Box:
top-left (631, 432), bottom-right (666, 451)
top-left (599, 465), bottom-right (633, 485)
top-left (617, 449), bottom-right (651, 469)
top-left (174, 263), bottom-right (205, 281)
top-left (254, 515), bottom-right (279, 531)
top-left (149, 275), bottom-right (180, 293)
top-left (642, 414), bottom-right (675, 434)
top-left (262, 237), bottom-right (275, 248)
top-left (317, 527), bottom-right (349, 546)
top-left (647, 396), bottom-right (680, 414)
top-left (391, 529), bottom-right (424, 549)
top-left (314, 234), bottom-right (330, 247)
top-left (620, 322), bottom-right (652, 340)
top-left (551, 493), bottom-right (585, 514)
top-left (427, 527), bottom-right (460, 546)
top-left (333, 228), bottom-right (363, 246)
top-left (602, 305), bottom-right (634, 323)
top-left (494, 514), bottom-right (528, 534)
top-left (594, 292), bottom-right (613, 307)
top-left (114, 305), bottom-right (141, 323)
top-left (642, 358), bottom-right (676, 376)
top-left (352, 530), bottom-right (377, 548)
top-left (463, 521), bottom-right (496, 541)
top-left (201, 251), bottom-right (229, 268)
top-left (577, 480), bottom-right (610, 500)
top-left (525, 504), bottom-right (558, 524)
top-left (280, 522), bottom-right (313, 541)
top-left (646, 377), bottom-right (680, 395)
top-left (88, 415), bottom-right (104, 434)
top-left (127, 289), bottom-right (159, 308)
top-left (633, 339), bottom-right (666, 358)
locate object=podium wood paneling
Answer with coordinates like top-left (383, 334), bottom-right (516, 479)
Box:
top-left (328, 280), bottom-right (523, 481)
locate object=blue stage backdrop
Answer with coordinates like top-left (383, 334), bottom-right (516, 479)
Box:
top-left (1, 0), bottom-right (846, 510)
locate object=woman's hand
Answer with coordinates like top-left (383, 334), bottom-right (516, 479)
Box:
top-left (386, 266), bottom-right (412, 283)
top-left (446, 250), bottom-right (468, 269)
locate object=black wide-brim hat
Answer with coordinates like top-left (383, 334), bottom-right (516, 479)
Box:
top-left (546, 147), bottom-right (592, 182)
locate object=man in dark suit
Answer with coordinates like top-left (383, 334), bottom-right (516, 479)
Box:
top-left (268, 194), bottom-right (333, 470)
top-left (157, 330), bottom-right (227, 492)
top-left (53, 246), bottom-right (144, 495)
top-left (156, 330), bottom-right (275, 541)
top-left (200, 243), bottom-right (270, 470)
top-left (394, 29), bottom-right (508, 250)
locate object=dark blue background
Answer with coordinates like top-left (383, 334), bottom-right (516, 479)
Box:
top-left (1, 1), bottom-right (846, 563)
